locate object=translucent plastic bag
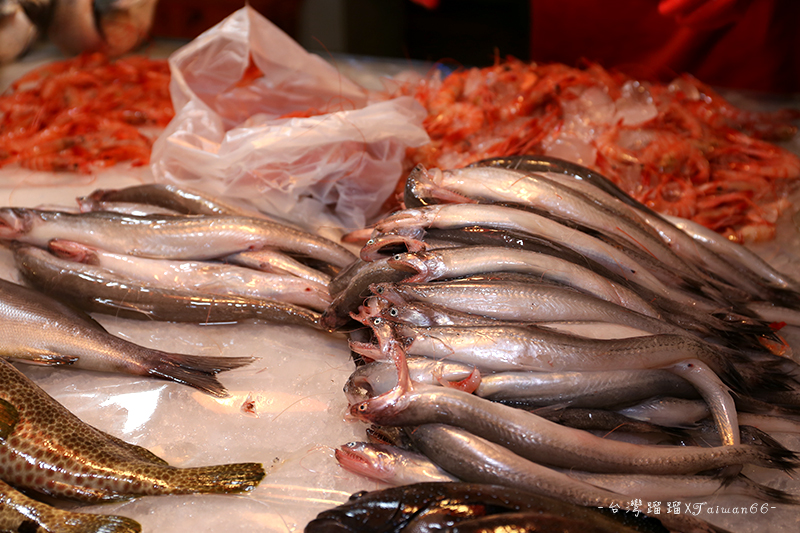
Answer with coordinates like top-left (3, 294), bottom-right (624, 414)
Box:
top-left (151, 7), bottom-right (430, 231)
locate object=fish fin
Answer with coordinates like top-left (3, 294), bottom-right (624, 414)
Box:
top-left (725, 473), bottom-right (800, 505)
top-left (59, 513), bottom-right (142, 533)
top-left (0, 398), bottom-right (19, 440)
top-left (148, 354), bottom-right (256, 397)
top-left (5, 352), bottom-right (79, 366)
top-left (171, 462), bottom-right (266, 494)
top-left (101, 431), bottom-right (170, 466)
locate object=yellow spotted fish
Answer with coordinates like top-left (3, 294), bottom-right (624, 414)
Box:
top-left (0, 359), bottom-right (265, 502)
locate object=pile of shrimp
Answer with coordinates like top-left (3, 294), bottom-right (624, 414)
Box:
top-left (402, 58), bottom-right (800, 243)
top-left (0, 53), bottom-right (173, 173)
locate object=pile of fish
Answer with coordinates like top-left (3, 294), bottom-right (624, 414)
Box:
top-left (322, 155), bottom-right (800, 533)
top-left (0, 182), bottom-right (361, 531)
top-left (0, 182), bottom-right (356, 329)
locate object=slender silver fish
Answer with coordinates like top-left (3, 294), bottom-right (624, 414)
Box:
top-left (48, 239), bottom-right (331, 312)
top-left (407, 424), bottom-right (732, 533)
top-left (0, 208), bottom-right (357, 268)
top-left (0, 275), bottom-right (254, 397)
top-left (350, 318), bottom-right (794, 476)
top-left (13, 243), bottom-right (322, 328)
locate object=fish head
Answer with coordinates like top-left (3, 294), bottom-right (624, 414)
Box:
top-left (335, 442), bottom-right (396, 483)
top-left (360, 230), bottom-right (427, 262)
top-left (0, 208), bottom-right (34, 239)
top-left (386, 252), bottom-right (429, 282)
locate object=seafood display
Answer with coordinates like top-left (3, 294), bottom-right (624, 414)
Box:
top-left (330, 157), bottom-right (800, 533)
top-left (402, 59), bottom-right (800, 242)
top-left (2, 12), bottom-right (800, 532)
top-left (0, 53), bottom-right (172, 172)
top-left (0, 182), bottom-right (356, 328)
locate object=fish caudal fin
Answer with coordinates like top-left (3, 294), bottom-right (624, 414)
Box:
top-left (148, 354), bottom-right (257, 397)
top-left (171, 462), bottom-right (266, 495)
top-left (56, 512), bottom-right (142, 533)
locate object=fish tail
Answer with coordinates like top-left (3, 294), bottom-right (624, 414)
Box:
top-left (149, 354), bottom-right (256, 397)
top-left (169, 462), bottom-right (266, 495)
top-left (64, 513), bottom-right (142, 533)
top-left (757, 446), bottom-right (800, 473)
top-left (729, 474), bottom-right (800, 505)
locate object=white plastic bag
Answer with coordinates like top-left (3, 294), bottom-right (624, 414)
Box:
top-left (151, 7), bottom-right (430, 231)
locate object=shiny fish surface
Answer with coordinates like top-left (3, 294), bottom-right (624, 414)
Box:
top-left (0, 275), bottom-right (252, 397)
top-left (0, 359), bottom-right (265, 502)
top-left (0, 208), bottom-right (356, 268)
top-left (14, 244), bottom-right (322, 328)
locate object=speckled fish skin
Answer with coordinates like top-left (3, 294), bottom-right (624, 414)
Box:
top-left (0, 359), bottom-right (265, 502)
top-left (0, 477), bottom-right (141, 533)
top-left (0, 274), bottom-right (254, 397)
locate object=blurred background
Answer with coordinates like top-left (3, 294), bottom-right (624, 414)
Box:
top-left (151, 0), bottom-right (530, 66)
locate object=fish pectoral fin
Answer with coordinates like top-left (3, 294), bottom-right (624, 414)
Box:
top-left (0, 398), bottom-right (19, 441)
top-left (6, 351), bottom-right (79, 366)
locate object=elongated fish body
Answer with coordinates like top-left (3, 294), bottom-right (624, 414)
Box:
top-left (0, 208), bottom-right (356, 269)
top-left (388, 247), bottom-right (660, 318)
top-left (668, 359), bottom-right (739, 446)
top-left (372, 280), bottom-right (683, 335)
top-left (14, 244), bottom-right (322, 328)
top-left (352, 386), bottom-right (795, 475)
top-left (374, 203), bottom-right (693, 304)
top-left (0, 359), bottom-right (265, 501)
top-left (618, 398), bottom-right (711, 429)
top-left (666, 215), bottom-right (800, 290)
top-left (0, 477), bottom-right (141, 533)
top-left (424, 165), bottom-right (704, 283)
top-left (560, 469), bottom-right (800, 505)
top-left (475, 369), bottom-right (698, 408)
top-left (0, 274), bottom-right (253, 397)
top-left (394, 323), bottom-right (732, 377)
top-left (407, 424), bottom-right (729, 533)
top-left (49, 240), bottom-right (331, 312)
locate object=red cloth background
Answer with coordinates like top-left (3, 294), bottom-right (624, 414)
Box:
top-left (529, 0), bottom-right (800, 93)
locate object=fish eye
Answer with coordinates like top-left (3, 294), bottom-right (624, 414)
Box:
top-left (372, 317), bottom-right (383, 325)
top-left (375, 286), bottom-right (384, 294)
top-left (393, 254), bottom-right (403, 260)
top-left (358, 403), bottom-right (368, 412)
top-left (366, 239), bottom-right (374, 245)
top-left (389, 308), bottom-right (399, 317)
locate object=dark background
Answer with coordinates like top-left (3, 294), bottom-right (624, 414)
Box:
top-left (150, 0), bottom-right (531, 67)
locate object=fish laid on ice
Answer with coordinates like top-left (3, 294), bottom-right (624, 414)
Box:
top-left (0, 276), bottom-right (254, 396)
top-left (0, 359), bottom-right (265, 501)
top-left (14, 243), bottom-right (323, 328)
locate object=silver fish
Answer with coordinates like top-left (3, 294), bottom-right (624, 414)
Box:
top-left (0, 275), bottom-right (254, 397)
top-left (48, 239), bottom-right (332, 312)
top-left (0, 207), bottom-right (357, 268)
top-left (387, 247), bottom-right (660, 318)
top-left (335, 441), bottom-right (458, 485)
top-left (14, 243), bottom-right (323, 328)
top-left (407, 424), bottom-right (731, 533)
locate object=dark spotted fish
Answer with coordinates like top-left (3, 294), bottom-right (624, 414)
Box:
top-left (0, 477), bottom-right (141, 532)
top-left (0, 359), bottom-right (265, 502)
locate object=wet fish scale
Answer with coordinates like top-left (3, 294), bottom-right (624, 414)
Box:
top-left (0, 360), bottom-right (264, 502)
